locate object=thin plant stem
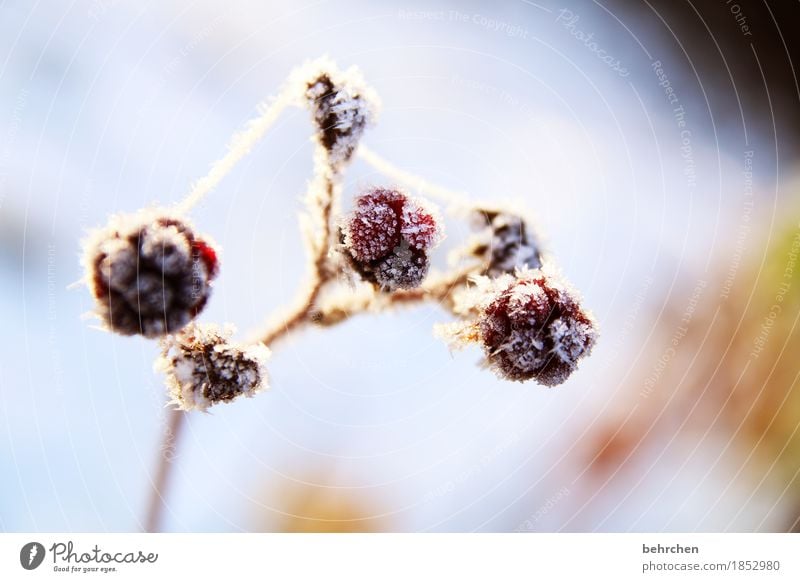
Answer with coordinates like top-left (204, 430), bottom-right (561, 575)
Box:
top-left (175, 91), bottom-right (293, 215)
top-left (144, 408), bottom-right (185, 533)
top-left (357, 144), bottom-right (471, 210)
top-left (260, 181), bottom-right (335, 346)
top-left (259, 153), bottom-right (338, 346)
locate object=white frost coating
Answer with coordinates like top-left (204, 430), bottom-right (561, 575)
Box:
top-left (447, 272), bottom-right (516, 318)
top-left (156, 322), bottom-right (270, 412)
top-left (341, 199), bottom-right (398, 262)
top-left (374, 243), bottom-right (429, 291)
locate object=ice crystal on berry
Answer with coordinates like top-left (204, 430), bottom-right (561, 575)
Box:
top-left (401, 197), bottom-right (441, 250)
top-left (342, 193), bottom-right (400, 262)
top-left (477, 270), bottom-right (597, 385)
top-left (156, 323), bottom-right (270, 412)
top-left (303, 59), bottom-right (380, 168)
top-left (82, 209), bottom-right (219, 338)
top-left (340, 187), bottom-right (442, 290)
top-left (374, 242), bottom-right (430, 291)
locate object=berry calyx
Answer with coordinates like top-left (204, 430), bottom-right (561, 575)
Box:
top-left (304, 62), bottom-right (380, 168)
top-left (156, 323), bottom-right (270, 412)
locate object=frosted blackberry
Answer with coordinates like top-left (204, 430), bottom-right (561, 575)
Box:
top-left (478, 271), bottom-right (597, 385)
top-left (342, 192), bottom-right (401, 262)
top-left (83, 209), bottom-right (219, 338)
top-left (340, 187), bottom-right (442, 290)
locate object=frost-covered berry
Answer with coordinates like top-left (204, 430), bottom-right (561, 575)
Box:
top-left (471, 208), bottom-right (541, 276)
top-left (156, 323), bottom-right (270, 412)
top-left (340, 187), bottom-right (442, 290)
top-left (478, 270), bottom-right (597, 385)
top-left (82, 209), bottom-right (219, 338)
top-left (304, 61), bottom-right (379, 168)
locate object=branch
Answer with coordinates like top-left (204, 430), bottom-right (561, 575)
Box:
top-left (175, 91), bottom-right (294, 215)
top-left (258, 152), bottom-right (340, 346)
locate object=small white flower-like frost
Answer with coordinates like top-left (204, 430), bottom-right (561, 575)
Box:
top-left (156, 323), bottom-right (270, 412)
top-left (81, 208), bottom-right (219, 338)
top-left (298, 57), bottom-right (381, 168)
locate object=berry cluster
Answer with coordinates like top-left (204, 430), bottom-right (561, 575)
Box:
top-left (341, 187), bottom-right (442, 290)
top-left (81, 57), bottom-right (600, 417)
top-left (79, 58), bottom-right (603, 536)
top-left (83, 210), bottom-right (219, 338)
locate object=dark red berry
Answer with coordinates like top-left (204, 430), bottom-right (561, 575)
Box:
top-left (342, 197), bottom-right (400, 263)
top-left (341, 187), bottom-right (442, 291)
top-left (478, 271), bottom-right (597, 385)
top-left (305, 69), bottom-right (378, 168)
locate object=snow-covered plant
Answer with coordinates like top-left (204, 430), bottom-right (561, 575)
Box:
top-left (78, 57), bottom-right (599, 530)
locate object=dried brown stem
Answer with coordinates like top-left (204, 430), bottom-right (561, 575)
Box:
top-left (306, 266), bottom-right (477, 328)
top-left (259, 156), bottom-right (338, 347)
top-left (144, 408), bottom-right (185, 533)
